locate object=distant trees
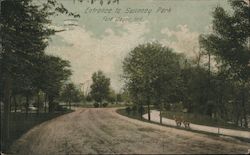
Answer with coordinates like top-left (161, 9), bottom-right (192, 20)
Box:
top-left (60, 83), bottom-right (82, 109)
top-left (107, 89), bottom-right (116, 104)
top-left (90, 71), bottom-right (111, 107)
top-left (107, 89), bottom-right (124, 104)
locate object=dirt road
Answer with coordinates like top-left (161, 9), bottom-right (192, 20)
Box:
top-left (10, 108), bottom-right (250, 154)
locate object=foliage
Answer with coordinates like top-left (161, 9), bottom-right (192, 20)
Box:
top-left (107, 89), bottom-right (116, 104)
top-left (93, 102), bottom-right (100, 108)
top-left (103, 102), bottom-right (108, 107)
top-left (86, 95), bottom-right (93, 102)
top-left (125, 106), bottom-right (131, 115)
top-left (123, 42), bottom-right (182, 119)
top-left (60, 83), bottom-right (82, 108)
top-left (90, 71), bottom-right (111, 105)
top-left (200, 0), bottom-right (250, 82)
top-left (199, 0), bottom-right (250, 127)
top-left (0, 0), bottom-right (76, 150)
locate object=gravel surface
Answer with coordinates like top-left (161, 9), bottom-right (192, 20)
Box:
top-left (10, 108), bottom-right (250, 154)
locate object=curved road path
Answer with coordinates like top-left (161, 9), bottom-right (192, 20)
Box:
top-left (11, 108), bottom-right (250, 154)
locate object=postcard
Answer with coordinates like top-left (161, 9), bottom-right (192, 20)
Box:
top-left (0, 0), bottom-right (249, 154)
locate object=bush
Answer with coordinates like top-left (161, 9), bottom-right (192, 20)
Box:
top-left (132, 105), bottom-right (137, 115)
top-left (172, 102), bottom-right (183, 112)
top-left (138, 106), bottom-right (145, 114)
top-left (164, 103), bottom-right (171, 111)
top-left (55, 104), bottom-right (67, 111)
top-left (93, 102), bottom-right (99, 108)
top-left (103, 102), bottom-right (108, 107)
top-left (125, 106), bottom-right (131, 115)
top-left (86, 95), bottom-right (92, 102)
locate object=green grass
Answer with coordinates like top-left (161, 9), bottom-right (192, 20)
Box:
top-left (1, 110), bottom-right (73, 152)
top-left (161, 110), bottom-right (250, 131)
top-left (116, 108), bottom-right (145, 120)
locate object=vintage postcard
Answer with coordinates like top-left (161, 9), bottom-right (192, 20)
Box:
top-left (0, 0), bottom-right (250, 154)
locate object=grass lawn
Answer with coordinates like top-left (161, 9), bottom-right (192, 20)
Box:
top-left (1, 110), bottom-right (73, 152)
top-left (161, 110), bottom-right (250, 131)
top-left (116, 108), bottom-right (146, 120)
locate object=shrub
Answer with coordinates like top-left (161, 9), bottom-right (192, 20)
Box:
top-left (86, 95), bottom-right (92, 102)
top-left (55, 104), bottom-right (67, 111)
top-left (125, 106), bottom-right (131, 115)
top-left (132, 105), bottom-right (137, 115)
top-left (93, 102), bottom-right (99, 108)
top-left (164, 103), bottom-right (171, 111)
top-left (172, 102), bottom-right (183, 112)
top-left (138, 106), bottom-right (145, 114)
top-left (103, 102), bottom-right (108, 107)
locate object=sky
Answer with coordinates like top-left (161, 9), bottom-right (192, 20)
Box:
top-left (46, 0), bottom-right (231, 92)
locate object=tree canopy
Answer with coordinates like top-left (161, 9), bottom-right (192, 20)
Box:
top-left (123, 42), bottom-right (182, 120)
top-left (199, 0), bottom-right (250, 127)
top-left (0, 0), bottom-right (74, 150)
top-left (90, 71), bottom-right (111, 106)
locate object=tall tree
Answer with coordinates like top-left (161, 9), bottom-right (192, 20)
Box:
top-left (200, 0), bottom-right (250, 127)
top-left (60, 83), bottom-right (81, 109)
top-left (0, 0), bottom-right (54, 150)
top-left (41, 55), bottom-right (71, 112)
top-left (0, 0), bottom-right (78, 151)
top-left (123, 42), bottom-right (181, 121)
top-left (90, 71), bottom-right (110, 107)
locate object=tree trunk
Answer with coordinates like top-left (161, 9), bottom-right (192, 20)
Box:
top-left (147, 103), bottom-right (150, 121)
top-left (48, 95), bottom-right (54, 113)
top-left (160, 101), bottom-right (163, 124)
top-left (14, 95), bottom-right (17, 113)
top-left (240, 116), bottom-right (243, 127)
top-left (37, 92), bottom-right (40, 116)
top-left (2, 75), bottom-right (12, 152)
top-left (147, 96), bottom-right (151, 121)
top-left (236, 114), bottom-right (239, 126)
top-left (25, 95), bottom-right (29, 119)
top-left (241, 87), bottom-right (248, 128)
top-left (9, 96), bottom-right (12, 112)
top-left (140, 102), bottom-right (143, 120)
top-left (44, 93), bottom-right (47, 112)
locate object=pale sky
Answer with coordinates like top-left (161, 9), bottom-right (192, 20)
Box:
top-left (46, 0), bottom-right (231, 92)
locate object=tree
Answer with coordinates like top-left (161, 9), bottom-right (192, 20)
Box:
top-left (60, 83), bottom-right (81, 109)
top-left (123, 42), bottom-right (181, 121)
top-left (116, 93), bottom-right (123, 103)
top-left (107, 89), bottom-right (116, 104)
top-left (149, 46), bottom-right (181, 124)
top-left (41, 55), bottom-right (72, 112)
top-left (0, 0), bottom-right (78, 151)
top-left (90, 71), bottom-right (110, 107)
top-left (200, 0), bottom-right (250, 127)
top-left (0, 0), bottom-right (55, 150)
